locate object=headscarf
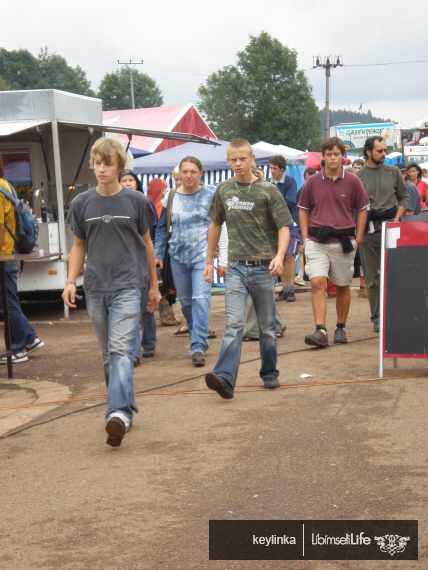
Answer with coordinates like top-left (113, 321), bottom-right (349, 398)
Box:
top-left (147, 178), bottom-right (167, 217)
top-left (119, 170), bottom-right (144, 192)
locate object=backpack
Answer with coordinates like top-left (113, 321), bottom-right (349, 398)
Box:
top-left (0, 182), bottom-right (38, 253)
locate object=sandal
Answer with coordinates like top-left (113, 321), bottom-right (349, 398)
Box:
top-left (208, 330), bottom-right (217, 339)
top-left (243, 336), bottom-right (258, 342)
top-left (173, 326), bottom-right (189, 336)
top-left (277, 326), bottom-right (287, 339)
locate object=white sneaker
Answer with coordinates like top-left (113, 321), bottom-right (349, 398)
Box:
top-left (0, 351), bottom-right (28, 364)
top-left (25, 336), bottom-right (45, 354)
top-left (295, 276), bottom-right (306, 286)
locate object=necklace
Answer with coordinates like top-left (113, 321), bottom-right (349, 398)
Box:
top-left (234, 177), bottom-right (256, 194)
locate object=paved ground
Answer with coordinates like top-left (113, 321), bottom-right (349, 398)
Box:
top-left (0, 283), bottom-right (426, 569)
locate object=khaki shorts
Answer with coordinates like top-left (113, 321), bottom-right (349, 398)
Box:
top-left (304, 239), bottom-right (357, 286)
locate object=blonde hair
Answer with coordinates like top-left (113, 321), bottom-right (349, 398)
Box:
top-left (227, 138), bottom-right (252, 157)
top-left (172, 165), bottom-right (180, 178)
top-left (250, 162), bottom-right (265, 179)
top-left (90, 137), bottom-right (126, 171)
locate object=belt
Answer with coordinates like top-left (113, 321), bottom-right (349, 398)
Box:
top-left (233, 260), bottom-right (271, 266)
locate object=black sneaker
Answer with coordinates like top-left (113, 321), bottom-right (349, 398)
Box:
top-left (142, 348), bottom-right (155, 358)
top-left (263, 377), bottom-right (280, 389)
top-left (105, 416), bottom-right (127, 447)
top-left (192, 351), bottom-right (205, 367)
top-left (304, 329), bottom-right (329, 348)
top-left (333, 328), bottom-right (348, 344)
top-left (276, 290), bottom-right (288, 302)
top-left (205, 372), bottom-right (234, 399)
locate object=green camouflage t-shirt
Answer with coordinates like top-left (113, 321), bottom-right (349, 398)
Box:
top-left (208, 177), bottom-right (292, 260)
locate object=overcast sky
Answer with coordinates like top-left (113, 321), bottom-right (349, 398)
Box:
top-left (2, 0), bottom-right (428, 126)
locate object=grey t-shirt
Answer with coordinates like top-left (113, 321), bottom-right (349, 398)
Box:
top-left (68, 187), bottom-right (156, 291)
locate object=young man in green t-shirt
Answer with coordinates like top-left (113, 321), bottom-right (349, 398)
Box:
top-left (203, 139), bottom-right (291, 399)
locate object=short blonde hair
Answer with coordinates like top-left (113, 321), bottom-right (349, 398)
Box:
top-left (227, 138), bottom-right (252, 157)
top-left (90, 137), bottom-right (126, 171)
top-left (172, 165), bottom-right (180, 178)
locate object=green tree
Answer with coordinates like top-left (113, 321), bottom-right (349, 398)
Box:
top-left (0, 75), bottom-right (10, 90)
top-left (0, 47), bottom-right (94, 95)
top-left (98, 68), bottom-right (163, 110)
top-left (37, 47), bottom-right (95, 96)
top-left (0, 48), bottom-right (40, 90)
top-left (197, 32), bottom-right (322, 150)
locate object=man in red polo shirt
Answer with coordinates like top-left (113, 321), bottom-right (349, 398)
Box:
top-left (298, 137), bottom-right (369, 347)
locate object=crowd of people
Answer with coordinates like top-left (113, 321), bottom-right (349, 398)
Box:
top-left (1, 132), bottom-right (420, 448)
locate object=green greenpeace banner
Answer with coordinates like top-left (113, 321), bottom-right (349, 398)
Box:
top-left (335, 123), bottom-right (394, 153)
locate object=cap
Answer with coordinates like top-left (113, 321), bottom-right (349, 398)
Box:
top-left (397, 163), bottom-right (407, 172)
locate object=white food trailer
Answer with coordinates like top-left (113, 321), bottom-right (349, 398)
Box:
top-left (0, 89), bottom-right (216, 311)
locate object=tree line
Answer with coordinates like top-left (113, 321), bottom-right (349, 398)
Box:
top-left (0, 35), bottom-right (392, 151)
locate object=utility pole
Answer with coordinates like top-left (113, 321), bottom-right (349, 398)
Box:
top-left (118, 60), bottom-right (144, 109)
top-left (313, 56), bottom-right (343, 140)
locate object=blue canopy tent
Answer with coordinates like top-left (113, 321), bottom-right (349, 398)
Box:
top-left (133, 138), bottom-right (306, 188)
top-left (129, 147), bottom-right (152, 159)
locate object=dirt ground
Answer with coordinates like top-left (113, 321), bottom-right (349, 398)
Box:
top-left (0, 283), bottom-right (426, 569)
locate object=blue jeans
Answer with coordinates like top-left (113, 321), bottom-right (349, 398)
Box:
top-left (213, 261), bottom-right (278, 388)
top-left (1, 261), bottom-right (36, 352)
top-left (133, 287), bottom-right (157, 358)
top-left (170, 256), bottom-right (211, 355)
top-left (85, 288), bottom-right (141, 421)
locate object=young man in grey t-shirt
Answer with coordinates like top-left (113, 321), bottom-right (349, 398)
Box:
top-left (62, 138), bottom-right (159, 447)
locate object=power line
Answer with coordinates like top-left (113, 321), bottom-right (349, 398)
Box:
top-left (305, 58), bottom-right (428, 72)
top-left (345, 59), bottom-right (428, 67)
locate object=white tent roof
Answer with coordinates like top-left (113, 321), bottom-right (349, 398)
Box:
top-left (253, 141), bottom-right (303, 157)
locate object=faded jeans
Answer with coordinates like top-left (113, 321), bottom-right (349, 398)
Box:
top-left (213, 261), bottom-right (279, 388)
top-left (133, 287), bottom-right (157, 358)
top-left (170, 256), bottom-right (211, 355)
top-left (1, 261), bottom-right (36, 352)
top-left (85, 288), bottom-right (141, 421)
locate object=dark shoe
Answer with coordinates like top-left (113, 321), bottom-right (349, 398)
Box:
top-left (132, 356), bottom-right (140, 367)
top-left (205, 372), bottom-right (234, 399)
top-left (305, 329), bottom-right (329, 348)
top-left (287, 291), bottom-right (296, 302)
top-left (333, 327), bottom-right (348, 344)
top-left (263, 377), bottom-right (280, 389)
top-left (192, 351), bottom-right (205, 367)
top-left (276, 290), bottom-right (288, 302)
top-left (105, 416), bottom-right (127, 447)
top-left (142, 348), bottom-right (155, 358)
top-left (207, 330), bottom-right (217, 339)
top-left (373, 323), bottom-right (379, 333)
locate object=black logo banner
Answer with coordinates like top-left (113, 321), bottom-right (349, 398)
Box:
top-left (209, 520), bottom-right (418, 560)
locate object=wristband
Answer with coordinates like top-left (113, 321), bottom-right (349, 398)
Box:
top-left (205, 261), bottom-right (213, 266)
top-left (66, 281), bottom-right (76, 286)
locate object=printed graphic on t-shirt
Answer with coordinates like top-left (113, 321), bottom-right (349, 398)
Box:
top-left (86, 215), bottom-right (131, 223)
top-left (225, 197), bottom-right (255, 211)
